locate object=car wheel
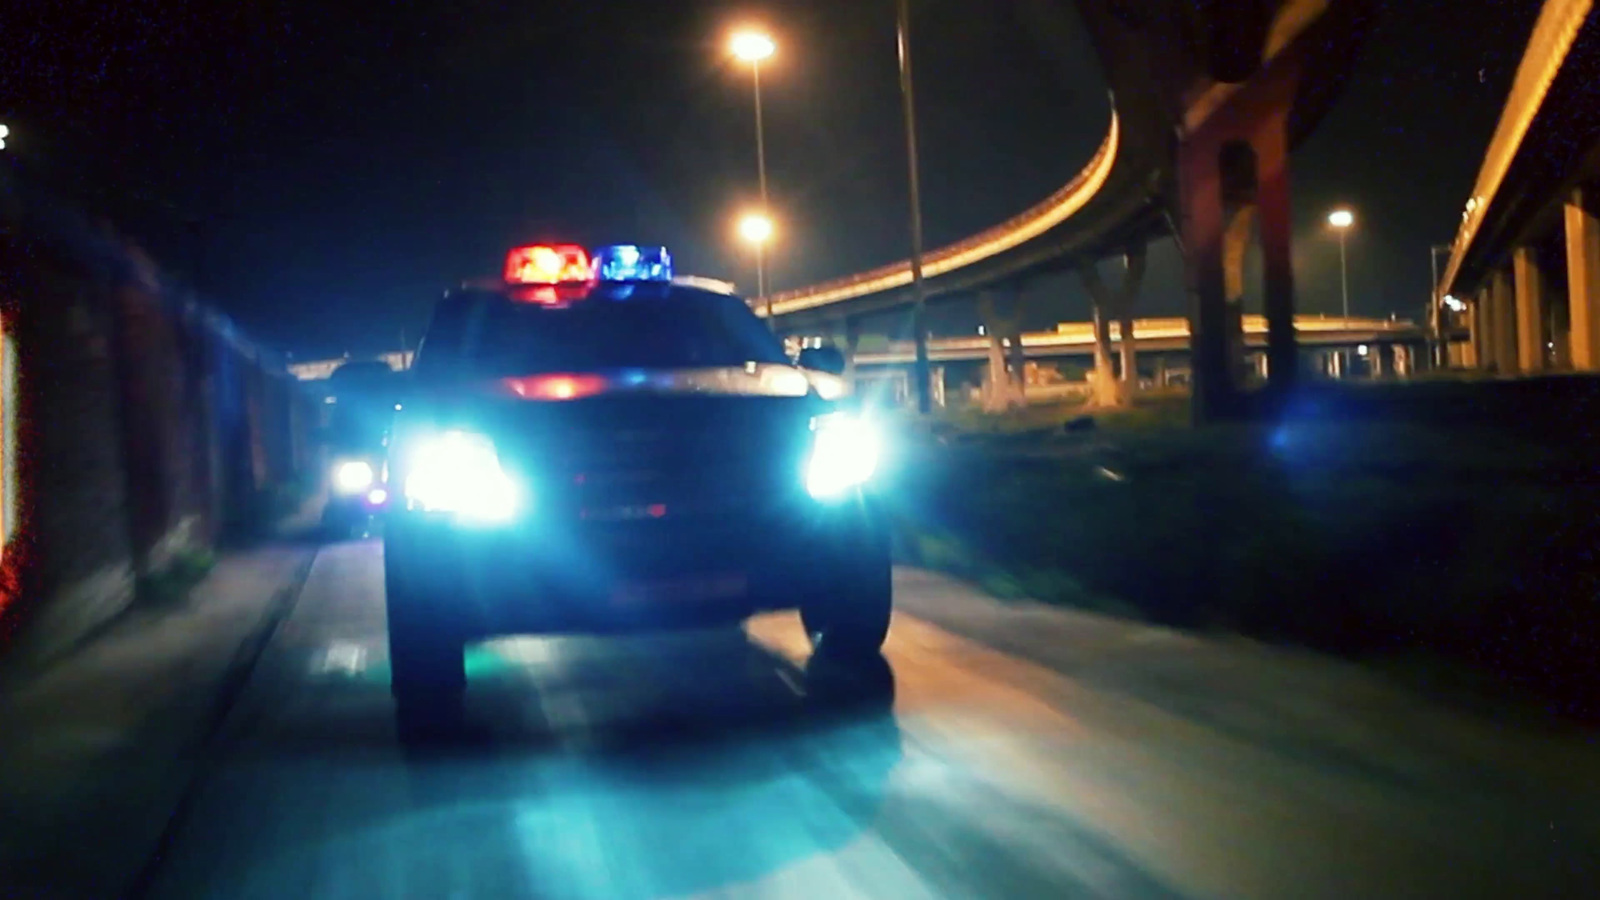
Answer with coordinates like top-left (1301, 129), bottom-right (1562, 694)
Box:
top-left (386, 578), bottom-right (466, 708)
top-left (802, 557), bottom-right (892, 659)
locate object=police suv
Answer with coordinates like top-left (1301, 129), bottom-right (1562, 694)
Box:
top-left (383, 244), bottom-right (891, 710)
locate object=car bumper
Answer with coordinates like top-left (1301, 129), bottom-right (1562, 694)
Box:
top-left (383, 499), bottom-right (887, 638)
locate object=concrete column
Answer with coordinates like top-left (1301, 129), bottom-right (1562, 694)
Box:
top-left (1370, 345), bottom-right (1385, 378)
top-left (1116, 246), bottom-right (1147, 393)
top-left (1180, 135), bottom-right (1232, 421)
top-left (1474, 287), bottom-right (1494, 370)
top-left (1005, 328), bottom-right (1027, 400)
top-left (1464, 295), bottom-right (1482, 368)
top-left (1513, 247), bottom-right (1545, 373)
top-left (977, 291), bottom-right (1025, 411)
top-left (1491, 269), bottom-right (1518, 374)
top-left (1564, 191), bottom-right (1600, 371)
top-left (1223, 205), bottom-right (1255, 382)
top-left (1255, 113), bottom-right (1298, 395)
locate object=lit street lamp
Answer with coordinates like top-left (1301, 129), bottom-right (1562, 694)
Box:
top-left (729, 30), bottom-right (776, 303)
top-left (738, 212), bottom-right (775, 318)
top-left (0, 123), bottom-right (9, 151)
top-left (1328, 209), bottom-right (1354, 323)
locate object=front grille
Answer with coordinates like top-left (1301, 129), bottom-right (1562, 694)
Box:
top-left (514, 423), bottom-right (804, 519)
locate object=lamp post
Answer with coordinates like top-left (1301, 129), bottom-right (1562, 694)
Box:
top-left (738, 212), bottom-right (775, 319)
top-left (1327, 209), bottom-right (1355, 376)
top-left (896, 0), bottom-right (931, 414)
top-left (1429, 243), bottom-right (1452, 369)
top-left (730, 31), bottom-right (776, 304)
top-left (1328, 209), bottom-right (1354, 324)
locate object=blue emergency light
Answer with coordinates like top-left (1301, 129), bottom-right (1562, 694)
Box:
top-left (593, 245), bottom-right (672, 283)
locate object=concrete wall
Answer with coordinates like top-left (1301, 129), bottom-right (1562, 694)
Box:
top-left (0, 179), bottom-right (314, 662)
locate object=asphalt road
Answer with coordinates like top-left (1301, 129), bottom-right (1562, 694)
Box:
top-left (139, 539), bottom-right (1600, 900)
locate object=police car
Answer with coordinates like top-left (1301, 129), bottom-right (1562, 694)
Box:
top-left (383, 243), bottom-right (891, 710)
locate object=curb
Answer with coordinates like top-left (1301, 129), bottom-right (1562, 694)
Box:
top-left (121, 546), bottom-right (320, 899)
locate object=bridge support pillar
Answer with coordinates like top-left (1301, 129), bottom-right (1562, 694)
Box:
top-left (1563, 191), bottom-right (1600, 371)
top-left (1468, 291), bottom-right (1488, 369)
top-left (1256, 115), bottom-right (1298, 393)
top-left (1179, 139), bottom-right (1232, 420)
top-left (1178, 53), bottom-right (1301, 421)
top-left (1491, 268), bottom-right (1518, 374)
top-left (977, 290), bottom-right (1027, 411)
top-left (1077, 249), bottom-right (1146, 408)
top-left (1513, 247), bottom-right (1546, 373)
top-left (1223, 206), bottom-right (1254, 383)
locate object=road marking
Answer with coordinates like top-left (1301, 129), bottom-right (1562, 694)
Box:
top-left (311, 640), bottom-right (368, 676)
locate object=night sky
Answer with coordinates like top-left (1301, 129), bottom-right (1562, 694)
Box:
top-left (1, 0), bottom-right (1542, 358)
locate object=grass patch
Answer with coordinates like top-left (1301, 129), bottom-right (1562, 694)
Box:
top-left (890, 398), bottom-right (1600, 718)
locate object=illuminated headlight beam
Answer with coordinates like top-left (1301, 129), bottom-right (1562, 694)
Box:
top-left (805, 414), bottom-right (881, 500)
top-left (333, 460), bottom-right (375, 494)
top-left (402, 431), bottom-right (519, 522)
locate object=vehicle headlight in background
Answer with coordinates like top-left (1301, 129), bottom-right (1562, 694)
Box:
top-left (402, 430), bottom-right (518, 522)
top-left (333, 459), bottom-right (375, 494)
top-left (805, 413), bottom-right (880, 500)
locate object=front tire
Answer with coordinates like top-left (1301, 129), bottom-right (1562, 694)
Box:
top-left (385, 560), bottom-right (466, 708)
top-left (802, 557), bottom-right (892, 659)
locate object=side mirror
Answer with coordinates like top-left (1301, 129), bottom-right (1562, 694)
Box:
top-left (797, 344), bottom-right (847, 376)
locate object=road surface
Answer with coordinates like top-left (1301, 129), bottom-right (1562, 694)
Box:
top-left (137, 539), bottom-right (1599, 899)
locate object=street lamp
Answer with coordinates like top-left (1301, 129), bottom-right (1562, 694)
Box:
top-left (896, 0), bottom-right (931, 414)
top-left (1429, 243), bottom-right (1453, 369)
top-left (1328, 209), bottom-right (1354, 323)
top-left (0, 123), bottom-right (9, 151)
top-left (738, 212), bottom-right (775, 318)
top-left (729, 30), bottom-right (776, 302)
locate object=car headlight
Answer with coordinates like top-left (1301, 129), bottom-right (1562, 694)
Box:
top-left (332, 459), bottom-right (374, 494)
top-left (805, 413), bottom-right (880, 500)
top-left (402, 430), bottom-right (519, 522)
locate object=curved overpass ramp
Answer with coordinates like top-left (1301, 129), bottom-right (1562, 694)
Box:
top-left (764, 0), bottom-right (1373, 331)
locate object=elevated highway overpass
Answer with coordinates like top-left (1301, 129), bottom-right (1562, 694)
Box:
top-left (763, 0), bottom-right (1376, 420)
top-left (850, 315), bottom-right (1426, 407)
top-left (854, 316), bottom-right (1424, 365)
top-left (1436, 0), bottom-right (1600, 376)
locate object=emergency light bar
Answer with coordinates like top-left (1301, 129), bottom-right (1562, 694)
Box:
top-left (593, 245), bottom-right (672, 283)
top-left (504, 245), bottom-right (592, 285)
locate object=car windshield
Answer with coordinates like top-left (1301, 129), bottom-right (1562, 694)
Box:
top-left (424, 286), bottom-right (789, 376)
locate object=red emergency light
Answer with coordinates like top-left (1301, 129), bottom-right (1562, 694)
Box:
top-left (504, 244), bottom-right (592, 285)
top-left (502, 373), bottom-right (609, 401)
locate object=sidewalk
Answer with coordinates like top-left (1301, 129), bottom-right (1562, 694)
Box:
top-left (0, 541), bottom-right (318, 899)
